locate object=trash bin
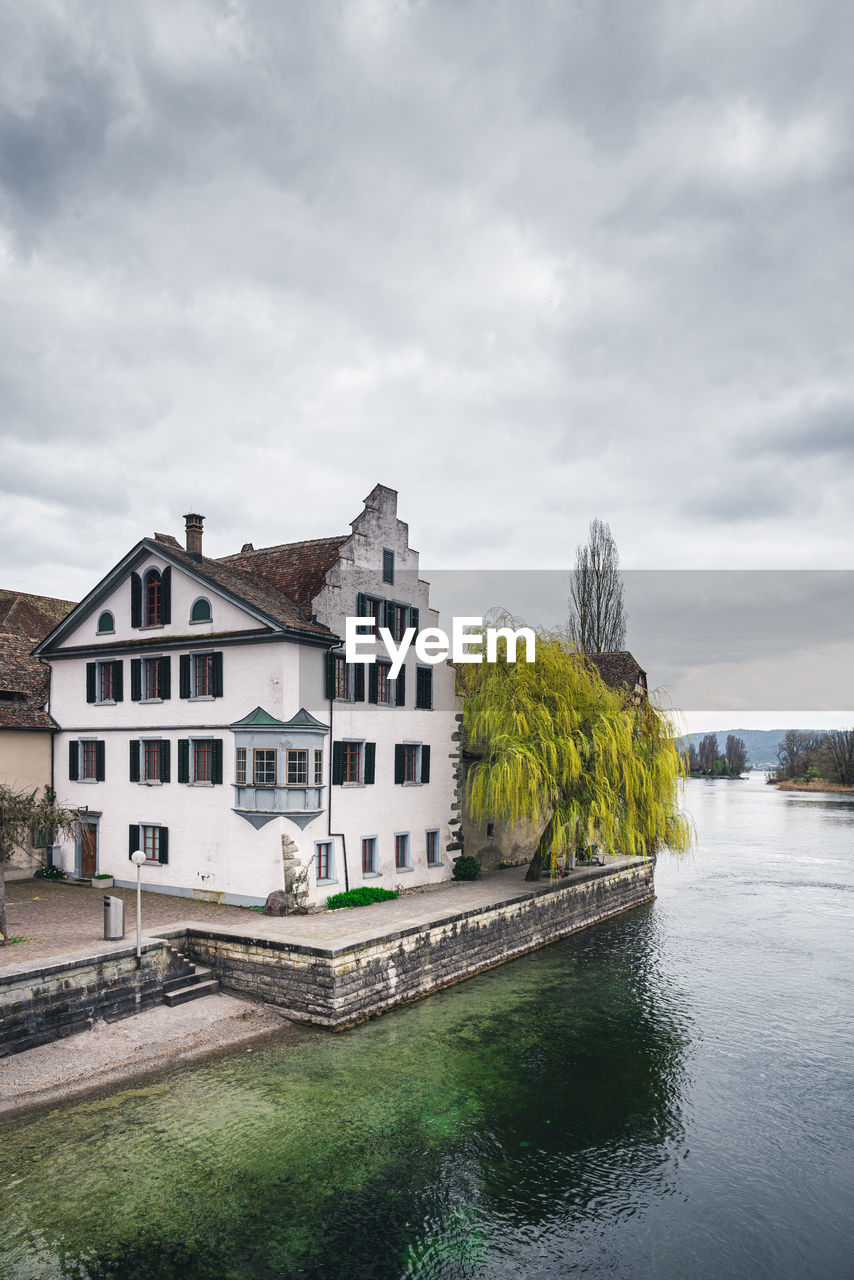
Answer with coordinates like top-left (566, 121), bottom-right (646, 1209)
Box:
top-left (104, 895), bottom-right (125, 940)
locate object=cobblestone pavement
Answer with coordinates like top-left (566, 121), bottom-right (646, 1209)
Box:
top-left (0, 879), bottom-right (259, 967)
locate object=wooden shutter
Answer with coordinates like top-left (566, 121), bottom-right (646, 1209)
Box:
top-left (69, 740), bottom-right (79, 780)
top-left (130, 573), bottom-right (142, 627)
top-left (368, 664), bottom-right (379, 704)
top-left (383, 600), bottom-right (395, 630)
top-left (395, 666), bottom-right (406, 708)
top-left (161, 566), bottom-right (171, 624)
top-left (159, 740), bottom-right (170, 783)
top-left (86, 663), bottom-right (96, 703)
top-left (420, 744), bottom-right (431, 784)
top-left (394, 743), bottom-right (405, 784)
top-left (325, 651), bottom-right (336, 700)
top-left (130, 659), bottom-right (141, 702)
top-left (158, 827), bottom-right (169, 864)
top-left (332, 741), bottom-right (345, 785)
top-left (353, 664), bottom-right (365, 702)
top-left (212, 739), bottom-right (223, 785)
top-left (179, 655), bottom-right (191, 698)
top-left (363, 742), bottom-right (376, 785)
top-left (410, 607), bottom-right (419, 632)
top-left (128, 824), bottom-right (139, 860)
top-left (129, 740), bottom-right (140, 783)
top-left (211, 652), bottom-right (223, 697)
top-left (95, 741), bottom-right (106, 782)
top-left (113, 661), bottom-right (123, 702)
top-left (416, 666), bottom-right (433, 710)
top-left (356, 592), bottom-right (368, 616)
top-left (160, 656), bottom-right (171, 700)
top-left (178, 739), bottom-right (190, 783)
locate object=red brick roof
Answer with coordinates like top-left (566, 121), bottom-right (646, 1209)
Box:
top-left (217, 536), bottom-right (348, 614)
top-left (0, 590), bottom-right (75, 730)
top-left (0, 589), bottom-right (76, 641)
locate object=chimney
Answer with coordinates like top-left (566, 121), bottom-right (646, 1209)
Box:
top-left (184, 513), bottom-right (205, 560)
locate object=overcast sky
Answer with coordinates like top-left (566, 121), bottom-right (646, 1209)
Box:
top-left (1, 1), bottom-right (852, 725)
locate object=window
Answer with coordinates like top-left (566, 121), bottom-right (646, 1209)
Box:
top-left (180, 652), bottom-right (222, 699)
top-left (97, 610), bottom-right (114, 634)
top-left (416, 666), bottom-right (433, 710)
top-left (81, 741), bottom-right (98, 780)
top-left (394, 833), bottom-right (410, 870)
top-left (394, 742), bottom-right (430, 785)
top-left (383, 548), bottom-right (395, 584)
top-left (314, 749), bottom-right (324, 786)
top-left (144, 569), bottom-right (163, 627)
top-left (343, 741), bottom-right (361, 783)
top-left (177, 738), bottom-right (221, 785)
top-left (190, 597), bottom-right (212, 623)
top-left (130, 739), bottom-right (169, 784)
top-left (254, 748), bottom-right (276, 786)
top-left (315, 841), bottom-right (334, 882)
top-left (95, 661), bottom-right (120, 703)
top-left (69, 739), bottom-right (105, 781)
top-left (140, 824), bottom-right (166, 864)
top-left (388, 604), bottom-right (408, 643)
top-left (193, 653), bottom-right (213, 697)
top-left (144, 740), bottom-right (162, 783)
top-left (362, 837), bottom-right (377, 875)
top-left (334, 655), bottom-right (349, 700)
top-left (332, 740), bottom-right (376, 785)
top-left (404, 744), bottom-right (419, 782)
top-left (376, 661), bottom-right (391, 705)
top-left (286, 749), bottom-right (308, 785)
top-left (235, 747), bottom-right (247, 784)
top-left (426, 830), bottom-right (440, 866)
top-left (193, 739), bottom-right (213, 783)
top-left (143, 657), bottom-right (162, 701)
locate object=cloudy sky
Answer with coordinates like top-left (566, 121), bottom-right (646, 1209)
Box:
top-left (1, 1), bottom-right (852, 724)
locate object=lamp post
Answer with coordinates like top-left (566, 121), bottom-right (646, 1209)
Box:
top-left (130, 849), bottom-right (146, 962)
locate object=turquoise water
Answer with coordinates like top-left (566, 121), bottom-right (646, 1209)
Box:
top-left (1, 775), bottom-right (852, 1279)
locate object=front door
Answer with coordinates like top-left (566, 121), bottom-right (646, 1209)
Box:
top-left (81, 823), bottom-right (97, 878)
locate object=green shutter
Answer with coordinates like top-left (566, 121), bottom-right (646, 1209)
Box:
top-left (353, 664), bottom-right (365, 702)
top-left (420, 744), bottom-right (431, 784)
top-left (178, 739), bottom-right (190, 783)
top-left (395, 666), bottom-right (406, 708)
top-left (410, 606), bottom-right (419, 632)
top-left (86, 663), bottom-right (96, 703)
top-left (160, 656), bottom-right (171, 700)
top-left (325, 651), bottom-right (336, 700)
top-left (161, 566), bottom-right (171, 624)
top-left (416, 666), bottom-right (433, 710)
top-left (130, 573), bottom-right (142, 628)
top-left (113, 661), bottom-right (123, 702)
top-left (130, 659), bottom-right (141, 702)
top-left (394, 744), bottom-right (405, 784)
top-left (129, 740), bottom-right (140, 783)
top-left (179, 655), bottom-right (191, 698)
top-left (69, 740), bottom-right (79, 780)
top-left (128, 824), bottom-right (139, 860)
top-left (95, 741), bottom-right (105, 782)
top-left (356, 592), bottom-right (368, 616)
top-left (332, 742), bottom-right (345, 785)
top-left (158, 827), bottom-right (169, 864)
top-left (364, 742), bottom-right (376, 785)
top-left (211, 651), bottom-right (223, 697)
top-left (212, 739), bottom-right (223, 785)
top-left (159, 740), bottom-right (170, 783)
top-left (368, 664), bottom-right (378, 704)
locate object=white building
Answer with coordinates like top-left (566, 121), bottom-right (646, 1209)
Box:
top-left (34, 485), bottom-right (457, 907)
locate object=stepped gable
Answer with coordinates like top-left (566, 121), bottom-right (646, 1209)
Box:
top-left (149, 536), bottom-right (333, 638)
top-left (217, 536), bottom-right (348, 615)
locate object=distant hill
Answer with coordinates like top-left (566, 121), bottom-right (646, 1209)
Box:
top-left (681, 729), bottom-right (819, 770)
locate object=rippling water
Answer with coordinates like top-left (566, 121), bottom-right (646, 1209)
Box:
top-left (1, 775), bottom-right (852, 1279)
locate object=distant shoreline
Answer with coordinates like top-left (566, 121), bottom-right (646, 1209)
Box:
top-left (775, 780), bottom-right (854, 795)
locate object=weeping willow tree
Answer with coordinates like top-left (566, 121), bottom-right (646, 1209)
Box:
top-left (461, 626), bottom-right (690, 879)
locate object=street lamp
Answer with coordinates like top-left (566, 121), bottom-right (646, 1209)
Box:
top-left (130, 849), bottom-right (146, 962)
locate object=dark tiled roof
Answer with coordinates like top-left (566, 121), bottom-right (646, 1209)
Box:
top-left (0, 589), bottom-right (76, 641)
top-left (151, 541), bottom-right (334, 639)
top-left (586, 651), bottom-right (648, 696)
top-left (0, 633), bottom-right (56, 730)
top-left (217, 536), bottom-right (348, 614)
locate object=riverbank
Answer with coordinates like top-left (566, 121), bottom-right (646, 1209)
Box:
top-left (0, 992), bottom-right (289, 1120)
top-left (775, 779), bottom-right (854, 793)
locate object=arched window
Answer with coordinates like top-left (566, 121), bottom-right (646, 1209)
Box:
top-left (190, 597), bottom-right (212, 623)
top-left (97, 610), bottom-right (115, 634)
top-left (144, 569), bottom-right (162, 627)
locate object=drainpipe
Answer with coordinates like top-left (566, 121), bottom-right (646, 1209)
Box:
top-left (327, 672), bottom-right (350, 891)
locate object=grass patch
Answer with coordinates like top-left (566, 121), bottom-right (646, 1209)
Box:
top-left (5, 935), bottom-right (31, 945)
top-left (326, 887), bottom-right (399, 911)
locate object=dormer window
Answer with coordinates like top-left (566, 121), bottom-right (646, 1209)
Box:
top-left (144, 569), bottom-right (163, 626)
top-left (97, 610), bottom-right (114, 634)
top-left (190, 597), bottom-right (212, 623)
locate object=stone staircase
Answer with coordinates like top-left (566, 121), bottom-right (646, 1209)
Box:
top-left (162, 946), bottom-right (219, 1007)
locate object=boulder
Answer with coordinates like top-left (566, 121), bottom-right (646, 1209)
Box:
top-left (264, 890), bottom-right (290, 917)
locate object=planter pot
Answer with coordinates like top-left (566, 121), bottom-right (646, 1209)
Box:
top-left (93, 877), bottom-right (114, 889)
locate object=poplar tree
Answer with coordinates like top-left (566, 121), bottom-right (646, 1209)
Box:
top-left (568, 518), bottom-right (627, 654)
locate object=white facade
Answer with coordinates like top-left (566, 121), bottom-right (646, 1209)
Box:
top-left (37, 486), bottom-right (457, 907)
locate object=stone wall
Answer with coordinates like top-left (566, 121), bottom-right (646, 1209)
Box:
top-left (180, 861), bottom-right (655, 1028)
top-left (0, 941), bottom-right (172, 1056)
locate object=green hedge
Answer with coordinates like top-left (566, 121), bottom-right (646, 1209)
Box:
top-left (325, 886), bottom-right (399, 911)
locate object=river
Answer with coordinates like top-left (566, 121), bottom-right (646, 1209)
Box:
top-left (1, 774), bottom-right (852, 1279)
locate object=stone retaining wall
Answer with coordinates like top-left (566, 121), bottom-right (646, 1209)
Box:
top-left (179, 861), bottom-right (655, 1028)
top-left (0, 942), bottom-right (171, 1057)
